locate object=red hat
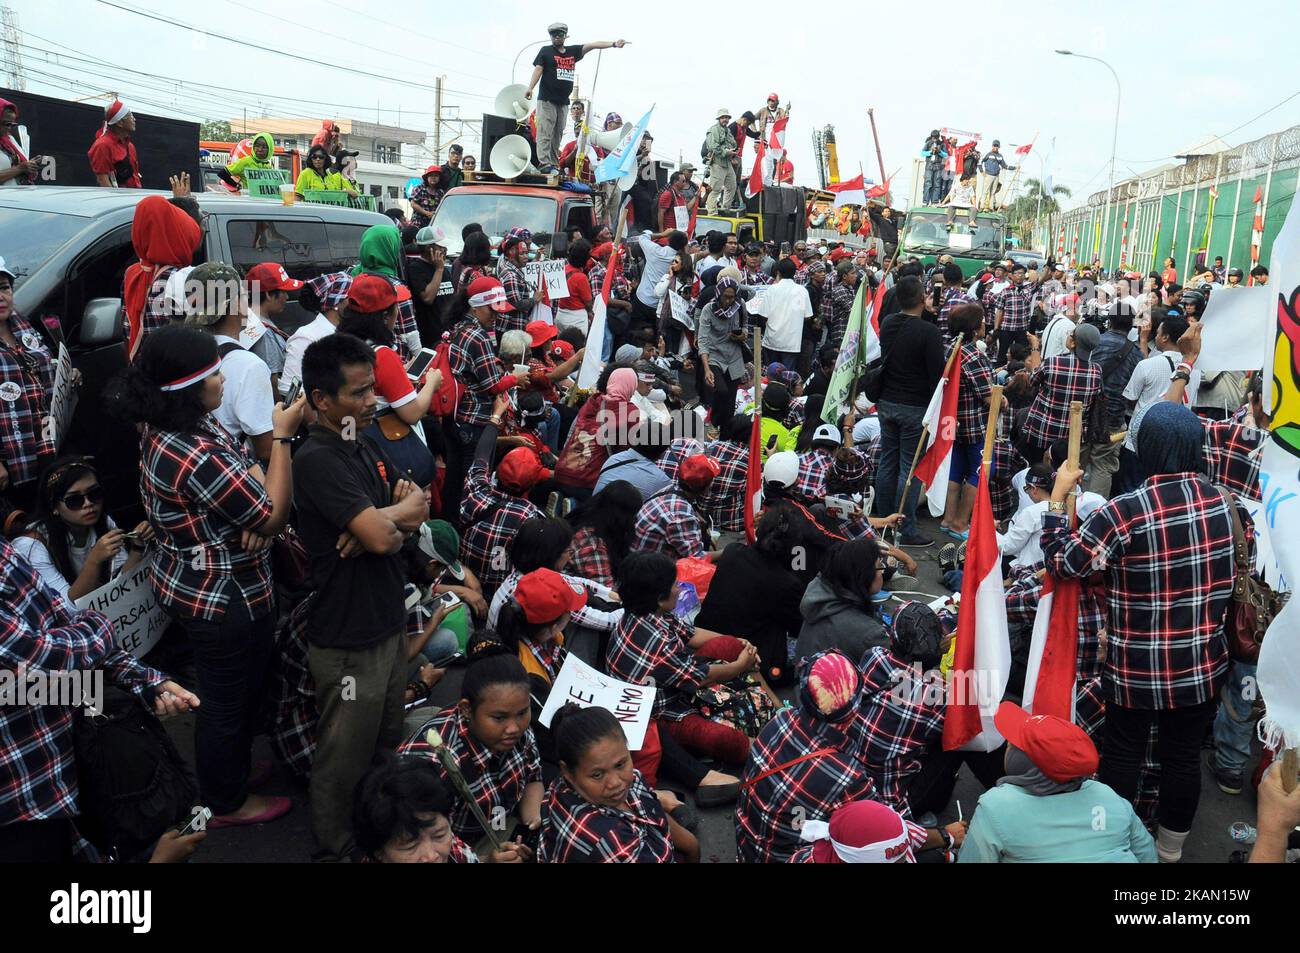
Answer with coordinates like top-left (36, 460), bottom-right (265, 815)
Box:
top-left (497, 446), bottom-right (551, 492)
top-left (994, 702), bottom-right (1099, 782)
top-left (395, 283), bottom-right (412, 303)
top-left (548, 339), bottom-right (575, 361)
top-left (513, 567), bottom-right (587, 623)
top-left (829, 248), bottom-right (852, 263)
top-left (678, 453), bottom-right (721, 490)
top-left (527, 320), bottom-right (558, 347)
top-left (767, 92), bottom-right (780, 102)
top-left (245, 262), bottom-right (305, 292)
top-left (346, 274), bottom-right (398, 312)
top-left (423, 164), bottom-right (442, 178)
top-left (467, 276), bottom-right (513, 313)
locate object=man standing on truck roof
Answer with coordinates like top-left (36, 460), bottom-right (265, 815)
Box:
top-left (704, 108), bottom-right (739, 216)
top-left (524, 23), bottom-right (627, 176)
top-left (978, 140), bottom-right (1014, 211)
top-left (87, 99), bottom-right (141, 188)
top-left (443, 144), bottom-right (465, 191)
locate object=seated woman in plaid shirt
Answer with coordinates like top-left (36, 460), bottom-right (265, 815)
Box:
top-left (567, 481), bottom-right (643, 589)
top-left (540, 704), bottom-right (698, 863)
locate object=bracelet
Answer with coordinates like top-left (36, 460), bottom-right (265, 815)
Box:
top-left (273, 436), bottom-right (294, 443)
top-left (489, 415), bottom-right (503, 425)
top-left (1047, 500), bottom-right (1068, 513)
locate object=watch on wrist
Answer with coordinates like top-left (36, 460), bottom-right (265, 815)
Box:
top-left (1171, 370), bottom-right (1191, 383)
top-left (1048, 500), bottom-right (1068, 514)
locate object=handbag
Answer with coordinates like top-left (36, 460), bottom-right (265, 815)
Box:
top-left (272, 523), bottom-right (312, 597)
top-left (1216, 486), bottom-right (1288, 664)
top-left (365, 412), bottom-right (435, 487)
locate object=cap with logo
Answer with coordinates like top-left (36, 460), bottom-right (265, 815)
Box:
top-left (416, 519), bottom-right (466, 581)
top-left (515, 567), bottom-right (587, 623)
top-left (347, 274), bottom-right (399, 313)
top-left (183, 261), bottom-right (244, 326)
top-left (811, 423), bottom-right (842, 447)
top-left (245, 261), bottom-right (304, 293)
top-left (467, 276), bottom-right (513, 313)
top-left (415, 225), bottom-right (447, 247)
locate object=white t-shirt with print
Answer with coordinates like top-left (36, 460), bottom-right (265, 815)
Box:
top-left (747, 279), bottom-right (812, 354)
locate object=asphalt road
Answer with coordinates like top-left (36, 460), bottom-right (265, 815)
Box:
top-left (162, 512), bottom-right (1253, 864)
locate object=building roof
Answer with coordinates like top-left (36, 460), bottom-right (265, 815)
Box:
top-left (225, 117), bottom-right (428, 143)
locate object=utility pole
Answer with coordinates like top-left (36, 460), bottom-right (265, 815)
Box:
top-left (1, 6), bottom-right (25, 92)
top-left (867, 108), bottom-right (888, 202)
top-left (433, 76), bottom-right (443, 160)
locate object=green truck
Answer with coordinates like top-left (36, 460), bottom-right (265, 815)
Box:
top-left (897, 205), bottom-right (1008, 273)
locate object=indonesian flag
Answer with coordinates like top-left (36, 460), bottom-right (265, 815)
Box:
top-left (744, 399), bottom-right (763, 543)
top-left (767, 115), bottom-right (788, 160)
top-left (942, 469), bottom-right (1012, 752)
top-left (828, 173), bottom-right (868, 208)
top-left (1014, 142), bottom-right (1033, 156)
top-left (951, 140), bottom-right (977, 176)
top-left (912, 345), bottom-right (963, 517)
top-left (1250, 185), bottom-right (1265, 277)
top-left (745, 140), bottom-right (766, 200)
top-left (867, 178), bottom-right (891, 199)
top-left (1021, 573), bottom-right (1081, 719)
top-left (577, 249), bottom-right (618, 390)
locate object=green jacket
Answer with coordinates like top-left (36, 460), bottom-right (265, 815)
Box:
top-left (226, 132), bottom-right (276, 182)
top-left (442, 164), bottom-right (464, 191)
top-left (704, 123), bottom-right (737, 165)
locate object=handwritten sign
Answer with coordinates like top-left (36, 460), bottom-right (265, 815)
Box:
top-left (539, 653), bottom-right (655, 750)
top-left (947, 231), bottom-right (973, 251)
top-left (668, 289), bottom-right (694, 331)
top-left (74, 557), bottom-right (169, 659)
top-left (525, 259), bottom-right (568, 300)
top-left (46, 344), bottom-right (78, 450)
top-left (673, 205), bottom-right (690, 233)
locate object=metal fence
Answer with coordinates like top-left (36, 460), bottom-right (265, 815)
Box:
top-left (1033, 123), bottom-right (1300, 278)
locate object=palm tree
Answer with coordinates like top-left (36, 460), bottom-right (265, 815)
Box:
top-left (1006, 178), bottom-right (1072, 250)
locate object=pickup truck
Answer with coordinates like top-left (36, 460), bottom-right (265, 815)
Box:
top-left (0, 186), bottom-right (390, 521)
top-left (430, 174), bottom-right (595, 257)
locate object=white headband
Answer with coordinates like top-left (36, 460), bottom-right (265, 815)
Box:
top-left (469, 287), bottom-right (506, 309)
top-left (159, 358), bottom-right (220, 392)
top-left (107, 100), bottom-right (131, 125)
top-left (799, 819), bottom-right (914, 864)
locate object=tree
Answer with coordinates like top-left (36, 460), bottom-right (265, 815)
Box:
top-left (200, 120), bottom-right (233, 142)
top-left (1006, 178), bottom-right (1072, 250)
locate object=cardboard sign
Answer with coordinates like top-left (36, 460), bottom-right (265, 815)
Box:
top-left (525, 259), bottom-right (569, 300)
top-left (948, 231), bottom-right (973, 250)
top-left (538, 653), bottom-right (655, 750)
top-left (74, 556), bottom-right (169, 659)
top-left (668, 289), bottom-right (694, 331)
top-left (673, 205), bottom-right (690, 232)
top-left (46, 344), bottom-right (78, 450)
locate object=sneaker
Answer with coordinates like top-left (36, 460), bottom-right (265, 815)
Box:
top-left (545, 491), bottom-right (561, 517)
top-left (938, 542), bottom-right (959, 572)
top-left (1206, 752), bottom-right (1244, 795)
top-left (899, 531), bottom-right (934, 548)
top-left (560, 497), bottom-right (576, 518)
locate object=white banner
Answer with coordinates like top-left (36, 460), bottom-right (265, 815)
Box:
top-left (74, 556), bottom-right (168, 659)
top-left (46, 344), bottom-right (78, 450)
top-left (668, 290), bottom-right (694, 331)
top-left (538, 652), bottom-right (655, 750)
top-left (525, 259), bottom-right (568, 300)
top-left (1196, 284), bottom-right (1271, 375)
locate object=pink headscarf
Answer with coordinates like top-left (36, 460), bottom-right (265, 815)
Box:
top-left (605, 367), bottom-right (637, 402)
top-left (0, 98), bottom-right (31, 174)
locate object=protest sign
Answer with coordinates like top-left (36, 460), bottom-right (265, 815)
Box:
top-left (74, 557), bottom-right (168, 659)
top-left (46, 344), bottom-right (78, 450)
top-left (668, 289), bottom-right (694, 331)
top-left (1196, 284), bottom-right (1270, 375)
top-left (673, 205), bottom-right (690, 232)
top-left (525, 259), bottom-right (568, 300)
top-left (538, 653), bottom-right (655, 750)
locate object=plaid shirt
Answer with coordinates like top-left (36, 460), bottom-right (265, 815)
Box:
top-left (568, 526), bottom-right (616, 589)
top-left (1004, 566), bottom-right (1107, 681)
top-left (822, 278), bottom-right (856, 344)
top-left (401, 705), bottom-right (542, 842)
top-left (741, 266), bottom-right (772, 287)
top-left (538, 771), bottom-right (674, 863)
top-left (0, 540), bottom-right (165, 825)
top-left (1202, 408), bottom-right (1262, 500)
top-left (139, 264), bottom-right (183, 344)
top-left (955, 343), bottom-right (994, 444)
top-left (994, 282), bottom-right (1036, 333)
top-left (460, 455), bottom-right (541, 595)
top-left (735, 706), bottom-right (875, 863)
top-left (633, 489), bottom-right (709, 560)
top-left (1042, 472), bottom-right (1234, 709)
top-left (0, 312), bottom-right (56, 487)
top-left (659, 437), bottom-right (705, 484)
top-left (140, 415), bottom-right (274, 622)
top-left (796, 450), bottom-right (832, 500)
top-left (606, 612), bottom-right (709, 721)
top-left (937, 288), bottom-right (974, 346)
top-left (449, 318), bottom-right (511, 426)
top-left (1022, 354), bottom-right (1101, 447)
top-left (856, 647), bottom-right (946, 819)
top-left (702, 439), bottom-right (750, 532)
top-left (495, 259), bottom-right (533, 336)
top-left (270, 593), bottom-right (316, 780)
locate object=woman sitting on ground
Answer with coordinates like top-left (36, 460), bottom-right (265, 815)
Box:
top-left (795, 537), bottom-right (889, 662)
top-left (566, 479), bottom-right (643, 589)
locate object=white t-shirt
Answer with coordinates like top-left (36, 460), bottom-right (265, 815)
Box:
top-left (852, 415), bottom-right (881, 446)
top-left (696, 254), bottom-right (736, 276)
top-left (747, 279), bottom-right (812, 353)
top-left (0, 150), bottom-right (17, 188)
top-left (998, 493), bottom-right (1104, 568)
top-left (636, 233), bottom-right (679, 308)
top-left (12, 517), bottom-right (125, 603)
top-left (282, 313), bottom-right (336, 386)
top-left (1040, 314), bottom-right (1076, 360)
top-left (213, 334), bottom-right (274, 445)
top-left (1122, 349), bottom-right (1184, 451)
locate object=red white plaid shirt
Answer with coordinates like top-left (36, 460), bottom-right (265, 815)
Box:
top-left (633, 489), bottom-right (709, 560)
top-left (735, 705), bottom-right (875, 863)
top-left (568, 526), bottom-right (615, 589)
top-left (659, 438), bottom-right (705, 485)
top-left (702, 439), bottom-right (751, 532)
top-left (856, 647), bottom-right (946, 819)
top-left (0, 313), bottom-right (56, 487)
top-left (1042, 472), bottom-right (1234, 709)
top-left (495, 259), bottom-right (533, 336)
top-left (400, 705), bottom-right (542, 842)
top-left (1022, 354), bottom-right (1101, 447)
top-left (994, 282), bottom-right (1036, 333)
top-left (140, 415), bottom-right (274, 621)
top-left (1202, 407), bottom-right (1262, 500)
top-left (449, 318), bottom-right (511, 426)
top-left (538, 771), bottom-right (674, 863)
top-left (955, 342), bottom-right (993, 444)
top-left (796, 450), bottom-right (832, 500)
top-left (937, 287), bottom-right (974, 346)
top-left (0, 540), bottom-right (165, 824)
top-left (605, 612), bottom-right (709, 722)
top-left (1004, 565), bottom-right (1107, 682)
top-left (460, 455), bottom-right (541, 595)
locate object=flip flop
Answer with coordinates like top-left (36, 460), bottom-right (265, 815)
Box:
top-left (942, 528), bottom-right (969, 541)
top-left (207, 795), bottom-right (293, 829)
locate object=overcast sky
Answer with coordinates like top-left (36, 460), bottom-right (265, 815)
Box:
top-left (8, 0), bottom-right (1300, 207)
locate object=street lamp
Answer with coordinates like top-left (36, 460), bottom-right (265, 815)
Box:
top-left (512, 40), bottom-right (550, 85)
top-left (1057, 49), bottom-right (1120, 271)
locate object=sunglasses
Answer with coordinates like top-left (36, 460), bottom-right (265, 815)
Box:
top-left (62, 485), bottom-right (105, 510)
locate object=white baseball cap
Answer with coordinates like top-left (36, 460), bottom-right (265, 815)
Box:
top-left (763, 450), bottom-right (799, 488)
top-left (811, 423), bottom-right (841, 446)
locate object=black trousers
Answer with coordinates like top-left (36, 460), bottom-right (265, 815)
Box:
top-left (0, 817), bottom-right (73, 862)
top-left (706, 366), bottom-right (741, 435)
top-left (1101, 699), bottom-right (1216, 833)
top-left (906, 742), bottom-right (1007, 818)
top-left (657, 727), bottom-right (709, 790)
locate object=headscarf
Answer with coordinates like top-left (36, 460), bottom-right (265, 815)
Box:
top-left (122, 196), bottom-right (202, 360)
top-left (1136, 401), bottom-right (1204, 478)
top-left (996, 744), bottom-right (1084, 797)
top-left (799, 799), bottom-right (920, 864)
top-left (605, 367), bottom-right (637, 402)
top-left (0, 99), bottom-right (33, 181)
top-left (712, 276), bottom-right (742, 322)
top-left (604, 112), bottom-right (623, 128)
top-left (796, 651), bottom-right (860, 722)
top-left (888, 601), bottom-right (945, 670)
top-left (352, 224), bottom-right (402, 278)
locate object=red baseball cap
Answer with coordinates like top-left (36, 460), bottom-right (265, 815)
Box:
top-left (514, 568), bottom-right (587, 624)
top-left (548, 339), bottom-right (575, 361)
top-left (245, 262), bottom-right (304, 293)
top-left (527, 320), bottom-right (558, 347)
top-left (346, 274), bottom-right (398, 312)
top-left (678, 453), bottom-right (721, 490)
top-left (497, 446), bottom-right (551, 492)
top-left (467, 276), bottom-right (513, 313)
top-left (994, 702), bottom-right (1099, 782)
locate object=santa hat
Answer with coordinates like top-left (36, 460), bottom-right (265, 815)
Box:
top-left (99, 99), bottom-right (131, 137)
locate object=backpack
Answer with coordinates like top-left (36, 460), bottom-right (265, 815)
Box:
top-left (1089, 340), bottom-right (1136, 442)
top-left (430, 333), bottom-right (463, 419)
top-left (693, 675), bottom-right (778, 738)
top-left (73, 686), bottom-right (198, 861)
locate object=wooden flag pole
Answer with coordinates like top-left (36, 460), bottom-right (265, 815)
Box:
top-left (1066, 400), bottom-right (1083, 524)
top-left (1284, 748), bottom-right (1298, 794)
top-left (896, 333), bottom-right (965, 519)
top-left (981, 385), bottom-right (1005, 469)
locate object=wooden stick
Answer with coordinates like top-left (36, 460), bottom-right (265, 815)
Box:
top-left (1066, 400), bottom-right (1083, 524)
top-left (981, 385), bottom-right (1004, 467)
top-left (1284, 748), bottom-right (1298, 794)
top-left (897, 334), bottom-right (965, 516)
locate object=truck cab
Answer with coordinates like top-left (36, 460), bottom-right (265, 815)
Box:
top-left (897, 205), bottom-right (1007, 274)
top-left (431, 175), bottom-right (594, 257)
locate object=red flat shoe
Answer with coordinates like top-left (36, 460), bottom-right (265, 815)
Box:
top-left (207, 796), bottom-right (293, 829)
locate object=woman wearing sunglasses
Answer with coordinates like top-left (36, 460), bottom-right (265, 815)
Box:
top-left (12, 457), bottom-right (153, 602)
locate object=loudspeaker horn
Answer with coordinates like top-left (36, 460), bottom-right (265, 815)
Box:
top-left (588, 121), bottom-right (632, 151)
top-left (493, 85), bottom-right (533, 122)
top-left (489, 135), bottom-right (539, 180)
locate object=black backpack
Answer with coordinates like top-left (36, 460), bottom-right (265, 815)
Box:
top-left (74, 686), bottom-right (198, 861)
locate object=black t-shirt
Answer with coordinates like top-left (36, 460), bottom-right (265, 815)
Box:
top-left (694, 541), bottom-right (806, 671)
top-left (533, 44), bottom-right (587, 105)
top-left (292, 425), bottom-right (407, 649)
top-left (878, 311), bottom-right (944, 407)
top-left (405, 256), bottom-right (456, 343)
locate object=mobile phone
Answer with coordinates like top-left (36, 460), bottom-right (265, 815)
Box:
top-left (780, 242), bottom-right (791, 256)
top-left (177, 806), bottom-right (212, 836)
top-left (509, 822), bottom-right (539, 849)
top-left (438, 591), bottom-right (461, 610)
top-left (406, 347), bottom-right (437, 381)
top-left (280, 377), bottom-right (302, 408)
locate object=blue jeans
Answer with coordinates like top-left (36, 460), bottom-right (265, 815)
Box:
top-left (874, 399), bottom-right (927, 536)
top-left (420, 626), bottom-right (462, 666)
top-left (540, 407), bottom-right (563, 453)
top-left (1213, 660), bottom-right (1257, 773)
top-left (924, 164), bottom-right (945, 204)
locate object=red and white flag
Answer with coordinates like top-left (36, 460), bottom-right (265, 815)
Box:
top-left (1250, 185), bottom-right (1265, 278)
top-left (743, 402), bottom-right (763, 544)
top-left (912, 346), bottom-right (963, 517)
top-left (867, 177), bottom-right (891, 199)
top-left (1021, 573), bottom-right (1081, 719)
top-left (1014, 142), bottom-right (1033, 156)
top-left (745, 140), bottom-right (766, 200)
top-left (828, 173), bottom-right (868, 208)
top-left (767, 116), bottom-right (788, 159)
top-left (942, 469), bottom-right (1012, 752)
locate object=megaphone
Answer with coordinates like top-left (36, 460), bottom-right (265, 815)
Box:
top-left (588, 121), bottom-right (632, 151)
top-left (490, 135), bottom-right (539, 180)
top-left (493, 85), bottom-right (533, 123)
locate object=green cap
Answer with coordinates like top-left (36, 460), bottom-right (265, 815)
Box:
top-left (183, 261), bottom-right (244, 326)
top-left (417, 519), bottom-right (465, 580)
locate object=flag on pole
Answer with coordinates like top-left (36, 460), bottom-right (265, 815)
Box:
top-left (1198, 185), bottom-right (1220, 258)
top-left (1149, 211), bottom-right (1162, 274)
top-left (743, 403), bottom-right (763, 544)
top-left (1250, 185), bottom-right (1265, 280)
top-left (595, 106), bottom-right (654, 183)
top-left (1021, 573), bottom-right (1081, 719)
top-left (913, 346), bottom-right (964, 517)
top-left (820, 279), bottom-right (885, 424)
top-left (942, 462), bottom-right (1011, 752)
top-left (828, 173), bottom-right (869, 208)
top-left (867, 178), bottom-right (891, 199)
top-left (1119, 205), bottom-right (1131, 267)
top-left (745, 140), bottom-right (766, 200)
top-left (1014, 142), bottom-right (1033, 156)
top-left (767, 116), bottom-right (788, 159)
top-left (577, 247), bottom-right (619, 390)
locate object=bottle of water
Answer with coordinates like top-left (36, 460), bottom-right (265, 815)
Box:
top-left (1229, 822), bottom-right (1256, 845)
